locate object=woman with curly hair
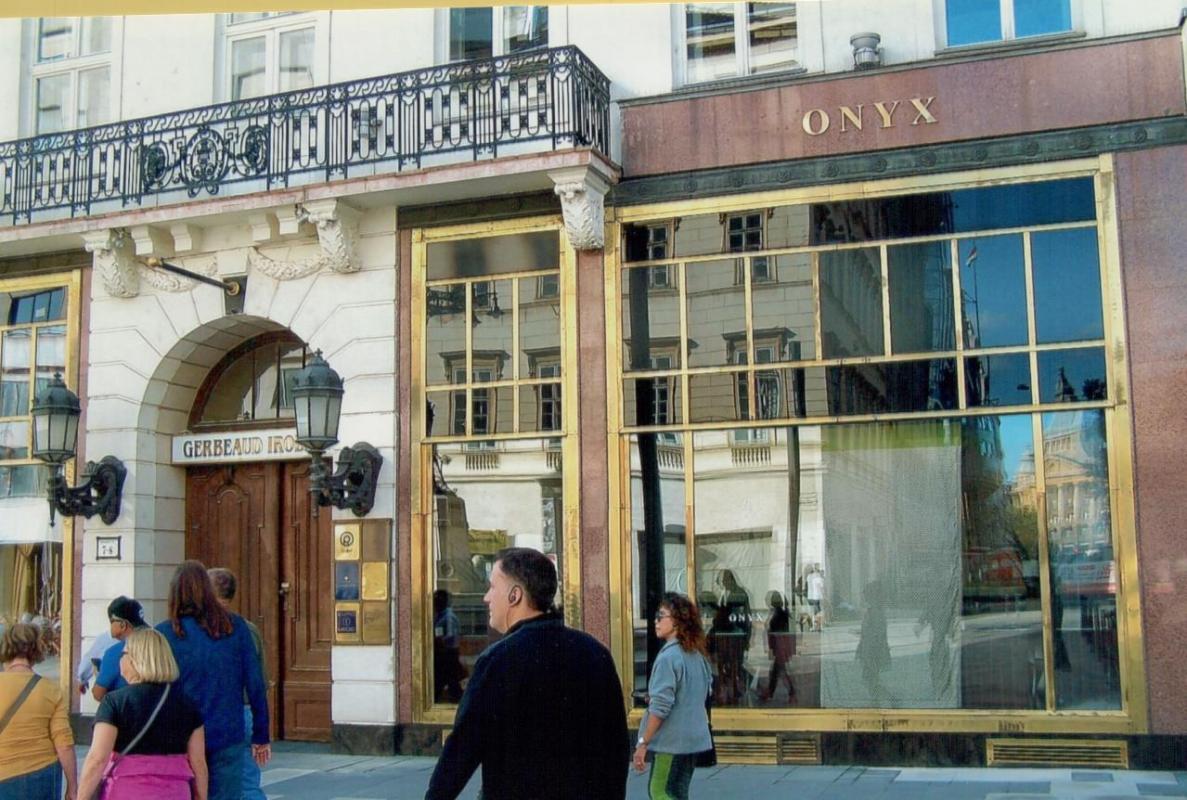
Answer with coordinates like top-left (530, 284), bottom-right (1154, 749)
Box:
top-left (156, 561), bottom-right (269, 800)
top-left (632, 593), bottom-right (713, 800)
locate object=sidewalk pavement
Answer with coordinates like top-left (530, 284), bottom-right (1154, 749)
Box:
top-left (250, 744), bottom-right (1187, 800)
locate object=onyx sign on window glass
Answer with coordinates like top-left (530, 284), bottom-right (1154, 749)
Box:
top-left (946, 0), bottom-right (1072, 47)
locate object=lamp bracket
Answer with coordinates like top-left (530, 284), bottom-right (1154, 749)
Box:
top-left (310, 442), bottom-right (382, 517)
top-left (48, 455), bottom-right (127, 526)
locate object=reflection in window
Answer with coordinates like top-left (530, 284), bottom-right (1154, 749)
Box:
top-left (431, 437), bottom-right (563, 703)
top-left (966, 353), bottom-right (1032, 408)
top-left (684, 2), bottom-right (797, 84)
top-left (1042, 410), bottom-right (1119, 710)
top-left (686, 260), bottom-right (746, 369)
top-left (959, 235), bottom-right (1027, 348)
top-left (1032, 228), bottom-right (1103, 344)
top-left (628, 418), bottom-right (1047, 710)
top-left (819, 248), bottom-right (884, 359)
top-left (195, 338), bottom-right (307, 425)
top-left (1038, 348), bottom-right (1107, 404)
top-left (888, 241), bottom-right (954, 354)
top-left (947, 0), bottom-right (1072, 47)
top-left (622, 268), bottom-right (682, 371)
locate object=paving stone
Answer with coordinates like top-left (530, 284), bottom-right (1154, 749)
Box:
top-left (1138, 784), bottom-right (1187, 796)
top-left (1075, 772), bottom-right (1117, 783)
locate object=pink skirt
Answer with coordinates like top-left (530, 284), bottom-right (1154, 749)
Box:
top-left (100, 753), bottom-right (194, 800)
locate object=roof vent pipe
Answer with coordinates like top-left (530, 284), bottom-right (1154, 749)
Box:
top-left (850, 32), bottom-right (882, 70)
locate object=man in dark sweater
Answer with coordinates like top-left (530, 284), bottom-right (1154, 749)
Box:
top-left (425, 547), bottom-right (630, 800)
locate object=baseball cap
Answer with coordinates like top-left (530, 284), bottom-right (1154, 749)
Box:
top-left (107, 596), bottom-right (147, 628)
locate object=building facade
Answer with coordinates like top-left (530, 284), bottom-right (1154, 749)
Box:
top-left (0, 0), bottom-right (1185, 767)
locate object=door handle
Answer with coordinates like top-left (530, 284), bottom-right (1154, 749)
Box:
top-left (279, 581), bottom-right (291, 597)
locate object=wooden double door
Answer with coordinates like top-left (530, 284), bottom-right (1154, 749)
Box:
top-left (185, 461), bottom-right (333, 741)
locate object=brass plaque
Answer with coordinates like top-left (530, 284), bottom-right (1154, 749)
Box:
top-left (362, 561), bottom-right (388, 601)
top-left (334, 602), bottom-right (360, 643)
top-left (361, 520), bottom-right (390, 561)
top-left (335, 523), bottom-right (361, 561)
top-left (361, 601), bottom-right (390, 644)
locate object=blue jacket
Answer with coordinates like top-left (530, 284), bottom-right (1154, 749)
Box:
top-left (157, 614), bottom-right (269, 753)
top-left (425, 613), bottom-right (630, 800)
top-left (643, 639), bottom-right (713, 754)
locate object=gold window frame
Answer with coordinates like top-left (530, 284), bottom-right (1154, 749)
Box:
top-left (410, 215), bottom-right (580, 724)
top-left (0, 270), bottom-right (82, 701)
top-left (605, 156), bottom-right (1147, 736)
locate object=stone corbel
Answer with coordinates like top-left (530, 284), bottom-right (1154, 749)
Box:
top-left (549, 165), bottom-right (613, 251)
top-left (248, 199), bottom-right (362, 280)
top-left (83, 229), bottom-right (139, 298)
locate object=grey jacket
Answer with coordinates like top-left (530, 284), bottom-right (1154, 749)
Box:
top-left (643, 639), bottom-right (713, 754)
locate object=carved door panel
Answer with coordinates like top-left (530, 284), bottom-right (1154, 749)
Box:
top-left (184, 464), bottom-right (282, 741)
top-left (278, 460), bottom-right (333, 741)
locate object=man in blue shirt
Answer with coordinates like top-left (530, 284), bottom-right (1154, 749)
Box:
top-left (91, 595), bottom-right (148, 701)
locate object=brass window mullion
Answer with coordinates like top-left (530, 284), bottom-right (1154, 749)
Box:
top-left (1031, 413), bottom-right (1057, 713)
top-left (1023, 232), bottom-right (1039, 405)
top-left (678, 264), bottom-right (689, 424)
top-left (744, 255), bottom-right (757, 420)
top-left (951, 238), bottom-right (966, 409)
top-left (465, 280), bottom-right (473, 436)
top-left (684, 430), bottom-right (695, 600)
top-left (880, 244), bottom-right (892, 356)
top-left (512, 278), bottom-right (520, 434)
top-left (812, 251), bottom-right (823, 362)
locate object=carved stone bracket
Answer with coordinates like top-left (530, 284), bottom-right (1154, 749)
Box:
top-left (549, 165), bottom-right (613, 251)
top-left (83, 229), bottom-right (139, 298)
top-left (248, 199), bottom-right (362, 280)
top-left (84, 227), bottom-right (219, 297)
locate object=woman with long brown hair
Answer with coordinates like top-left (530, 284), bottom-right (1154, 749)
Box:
top-left (156, 560), bottom-right (269, 800)
top-left (632, 592), bottom-right (713, 800)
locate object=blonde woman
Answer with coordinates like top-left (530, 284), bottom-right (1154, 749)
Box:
top-left (78, 628), bottom-right (208, 800)
top-left (0, 622), bottom-right (77, 799)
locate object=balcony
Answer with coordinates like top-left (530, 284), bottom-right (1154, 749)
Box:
top-left (0, 46), bottom-right (609, 226)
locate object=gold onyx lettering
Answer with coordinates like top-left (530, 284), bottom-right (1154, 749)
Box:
top-left (802, 96), bottom-right (937, 136)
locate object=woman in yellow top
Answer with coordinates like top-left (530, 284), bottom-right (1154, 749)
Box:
top-left (0, 622), bottom-right (77, 799)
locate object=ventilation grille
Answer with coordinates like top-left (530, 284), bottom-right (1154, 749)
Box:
top-left (986, 738), bottom-right (1128, 768)
top-left (715, 734), bottom-right (779, 764)
top-left (778, 734), bottom-right (822, 765)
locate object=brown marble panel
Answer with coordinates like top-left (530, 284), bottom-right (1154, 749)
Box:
top-left (1115, 146), bottom-right (1187, 735)
top-left (397, 227), bottom-right (413, 723)
top-left (576, 248), bottom-right (611, 646)
top-left (624, 35), bottom-right (1186, 176)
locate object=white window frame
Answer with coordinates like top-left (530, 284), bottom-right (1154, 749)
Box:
top-left (936, 0), bottom-right (1079, 49)
top-left (435, 6), bottom-right (552, 64)
top-left (27, 17), bottom-right (121, 135)
top-left (673, 2), bottom-right (799, 87)
top-left (222, 12), bottom-right (327, 102)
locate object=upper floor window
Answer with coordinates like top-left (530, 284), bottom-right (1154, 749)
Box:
top-left (447, 6), bottom-right (548, 62)
top-left (682, 3), bottom-right (797, 85)
top-left (227, 13), bottom-right (315, 101)
top-left (193, 336), bottom-right (308, 426)
top-left (945, 0), bottom-right (1072, 47)
top-left (33, 17), bottom-right (114, 133)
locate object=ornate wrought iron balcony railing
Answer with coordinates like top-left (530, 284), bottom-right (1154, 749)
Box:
top-left (0, 46), bottom-right (610, 225)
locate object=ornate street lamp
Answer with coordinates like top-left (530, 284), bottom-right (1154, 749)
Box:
top-left (31, 372), bottom-right (126, 525)
top-left (290, 350), bottom-right (382, 517)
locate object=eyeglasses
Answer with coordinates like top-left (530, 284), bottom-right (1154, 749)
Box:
top-left (653, 612), bottom-right (672, 622)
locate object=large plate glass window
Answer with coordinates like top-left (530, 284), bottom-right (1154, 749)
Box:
top-left (0, 278), bottom-right (76, 681)
top-left (421, 227), bottom-right (566, 709)
top-left (620, 174), bottom-right (1124, 717)
top-left (683, 3), bottom-right (797, 85)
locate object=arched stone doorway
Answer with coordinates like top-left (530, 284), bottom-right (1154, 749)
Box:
top-left (137, 317), bottom-right (332, 741)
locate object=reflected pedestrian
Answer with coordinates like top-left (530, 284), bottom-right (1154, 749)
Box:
top-left (157, 561), bottom-right (269, 800)
top-left (633, 593), bottom-right (712, 800)
top-left (432, 589), bottom-right (465, 703)
top-left (762, 592), bottom-right (795, 704)
top-left (425, 547), bottom-right (629, 800)
top-left (77, 628), bottom-right (207, 799)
